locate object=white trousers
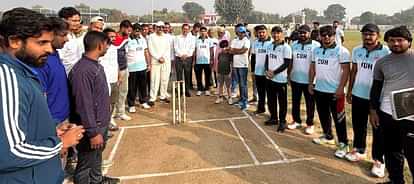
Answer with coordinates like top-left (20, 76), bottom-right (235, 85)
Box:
top-left (150, 62), bottom-right (171, 101)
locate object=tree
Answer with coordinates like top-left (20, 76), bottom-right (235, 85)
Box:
top-left (324, 4), bottom-right (346, 22)
top-left (215, 0), bottom-right (254, 23)
top-left (302, 8), bottom-right (319, 24)
top-left (360, 11), bottom-right (375, 24)
top-left (182, 2), bottom-right (205, 22)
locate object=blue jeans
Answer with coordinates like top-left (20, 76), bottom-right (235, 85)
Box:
top-left (233, 68), bottom-right (248, 108)
top-left (231, 68), bottom-right (238, 94)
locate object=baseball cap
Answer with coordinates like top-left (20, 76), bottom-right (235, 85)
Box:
top-left (155, 21), bottom-right (164, 27)
top-left (90, 16), bottom-right (104, 23)
top-left (361, 24), bottom-right (380, 33)
top-left (271, 26), bottom-right (283, 33)
top-left (298, 25), bottom-right (311, 32)
top-left (237, 26), bottom-right (247, 33)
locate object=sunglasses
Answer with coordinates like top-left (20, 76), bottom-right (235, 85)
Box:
top-left (320, 33), bottom-right (333, 37)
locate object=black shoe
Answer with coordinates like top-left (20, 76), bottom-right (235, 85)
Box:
top-left (160, 98), bottom-right (170, 103)
top-left (108, 124), bottom-right (119, 132)
top-left (148, 101), bottom-right (155, 106)
top-left (376, 182), bottom-right (393, 184)
top-left (101, 176), bottom-right (120, 184)
top-left (277, 122), bottom-right (286, 133)
top-left (185, 92), bottom-right (191, 97)
top-left (254, 110), bottom-right (265, 115)
top-left (264, 119), bottom-right (278, 126)
top-left (107, 131), bottom-right (114, 139)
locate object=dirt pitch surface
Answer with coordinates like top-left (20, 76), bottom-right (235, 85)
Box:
top-left (87, 95), bottom-right (388, 184)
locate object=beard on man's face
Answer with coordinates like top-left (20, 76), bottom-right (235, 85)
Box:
top-left (15, 46), bottom-right (49, 67)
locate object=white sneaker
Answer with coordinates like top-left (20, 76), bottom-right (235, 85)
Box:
top-left (196, 91), bottom-right (202, 96)
top-left (205, 91), bottom-right (211, 96)
top-left (305, 126), bottom-right (315, 135)
top-left (371, 160), bottom-right (385, 178)
top-left (110, 118), bottom-right (117, 126)
top-left (231, 92), bottom-right (237, 98)
top-left (228, 97), bottom-right (233, 105)
top-left (128, 106), bottom-right (136, 113)
top-left (334, 143), bottom-right (350, 158)
top-left (141, 103), bottom-right (151, 109)
top-left (118, 114), bottom-right (132, 121)
top-left (102, 159), bottom-right (113, 168)
top-left (215, 97), bottom-right (223, 104)
top-left (345, 149), bottom-right (367, 162)
top-left (313, 136), bottom-right (336, 145)
top-left (287, 122), bottom-right (302, 130)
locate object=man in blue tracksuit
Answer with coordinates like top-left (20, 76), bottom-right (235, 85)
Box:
top-left (0, 8), bottom-right (84, 184)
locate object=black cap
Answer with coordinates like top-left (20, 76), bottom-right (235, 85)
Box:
top-left (361, 24), bottom-right (380, 33)
top-left (271, 26), bottom-right (283, 33)
top-left (298, 25), bottom-right (311, 32)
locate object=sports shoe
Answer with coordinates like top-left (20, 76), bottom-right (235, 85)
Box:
top-left (141, 103), bottom-right (151, 109)
top-left (345, 149), bottom-right (367, 162)
top-left (101, 176), bottom-right (120, 184)
top-left (371, 160), bottom-right (385, 178)
top-left (148, 101), bottom-right (155, 106)
top-left (128, 106), bottom-right (136, 113)
top-left (231, 92), bottom-right (237, 98)
top-left (334, 143), bottom-right (349, 158)
top-left (312, 135), bottom-right (336, 145)
top-left (215, 97), bottom-right (223, 104)
top-left (196, 91), bottom-right (202, 96)
top-left (287, 122), bottom-right (302, 130)
top-left (160, 98), bottom-right (170, 103)
top-left (304, 125), bottom-right (315, 135)
top-left (277, 122), bottom-right (286, 133)
top-left (102, 160), bottom-right (113, 168)
top-left (205, 91), bottom-right (211, 96)
top-left (118, 114), bottom-right (132, 121)
top-left (228, 97), bottom-right (233, 105)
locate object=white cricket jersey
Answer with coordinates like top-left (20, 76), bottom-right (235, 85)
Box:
top-left (290, 40), bottom-right (321, 84)
top-left (266, 42), bottom-right (292, 83)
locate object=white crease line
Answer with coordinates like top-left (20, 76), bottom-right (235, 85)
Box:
top-left (261, 157), bottom-right (315, 165)
top-left (121, 123), bottom-right (170, 129)
top-left (188, 116), bottom-right (248, 123)
top-left (229, 119), bottom-right (260, 165)
top-left (117, 158), bottom-right (313, 181)
top-left (103, 127), bottom-right (126, 174)
top-left (243, 111), bottom-right (288, 160)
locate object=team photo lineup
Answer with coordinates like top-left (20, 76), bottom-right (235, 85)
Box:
top-left (0, 2), bottom-right (413, 184)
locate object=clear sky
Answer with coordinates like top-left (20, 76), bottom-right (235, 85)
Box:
top-left (1, 0), bottom-right (413, 18)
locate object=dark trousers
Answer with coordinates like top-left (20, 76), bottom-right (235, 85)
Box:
top-left (255, 75), bottom-right (267, 112)
top-left (194, 64), bottom-right (211, 91)
top-left (175, 57), bottom-right (193, 95)
top-left (127, 70), bottom-right (148, 106)
top-left (352, 95), bottom-right (385, 159)
top-left (314, 91), bottom-right (348, 144)
top-left (291, 81), bottom-right (315, 126)
top-left (266, 80), bottom-right (287, 123)
top-left (379, 111), bottom-right (414, 184)
top-left (73, 133), bottom-right (107, 184)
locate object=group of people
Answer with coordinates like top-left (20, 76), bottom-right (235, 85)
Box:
top-left (0, 5), bottom-right (413, 184)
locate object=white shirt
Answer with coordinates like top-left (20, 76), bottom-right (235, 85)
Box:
top-left (312, 45), bottom-right (351, 93)
top-left (99, 44), bottom-right (119, 94)
top-left (335, 27), bottom-right (345, 46)
top-left (148, 33), bottom-right (171, 64)
top-left (174, 34), bottom-right (196, 57)
top-left (266, 42), bottom-right (292, 83)
top-left (58, 32), bottom-right (84, 75)
top-left (165, 33), bottom-right (176, 60)
top-left (195, 38), bottom-right (214, 64)
top-left (231, 37), bottom-right (251, 68)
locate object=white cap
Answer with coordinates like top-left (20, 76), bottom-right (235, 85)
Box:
top-left (90, 16), bottom-right (104, 23)
top-left (155, 21), bottom-right (164, 27)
